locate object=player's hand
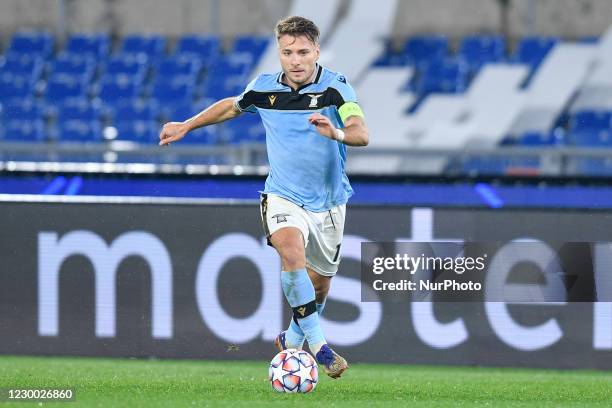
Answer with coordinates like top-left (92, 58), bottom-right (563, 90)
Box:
top-left (308, 113), bottom-right (339, 141)
top-left (159, 122), bottom-right (189, 146)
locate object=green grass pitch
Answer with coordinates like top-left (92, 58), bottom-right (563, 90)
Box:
top-left (0, 355), bottom-right (610, 407)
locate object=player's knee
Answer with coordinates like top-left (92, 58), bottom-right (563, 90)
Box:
top-left (281, 246), bottom-right (306, 271)
top-left (314, 289), bottom-right (327, 304)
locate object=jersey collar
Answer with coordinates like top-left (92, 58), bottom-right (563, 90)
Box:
top-left (277, 64), bottom-right (323, 91)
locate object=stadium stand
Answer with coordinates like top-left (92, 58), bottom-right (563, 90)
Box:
top-left (6, 31), bottom-right (54, 58)
top-left (459, 35), bottom-right (506, 73)
top-left (0, 23), bottom-right (611, 176)
top-left (119, 34), bottom-right (167, 58)
top-left (63, 33), bottom-right (110, 59)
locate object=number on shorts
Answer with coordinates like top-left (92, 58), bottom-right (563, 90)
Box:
top-left (333, 244), bottom-right (341, 262)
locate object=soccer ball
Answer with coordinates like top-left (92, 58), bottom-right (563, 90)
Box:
top-left (268, 348), bottom-right (318, 393)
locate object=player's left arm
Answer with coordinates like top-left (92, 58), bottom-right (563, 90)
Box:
top-left (308, 112), bottom-right (369, 146)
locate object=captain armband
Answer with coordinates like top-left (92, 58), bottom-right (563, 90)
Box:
top-left (338, 102), bottom-right (364, 123)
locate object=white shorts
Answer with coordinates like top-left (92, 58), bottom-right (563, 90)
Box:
top-left (260, 193), bottom-right (346, 277)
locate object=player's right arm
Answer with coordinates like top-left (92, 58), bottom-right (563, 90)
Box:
top-left (158, 97), bottom-right (241, 146)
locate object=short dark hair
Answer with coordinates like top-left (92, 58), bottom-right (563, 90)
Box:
top-left (275, 16), bottom-right (320, 45)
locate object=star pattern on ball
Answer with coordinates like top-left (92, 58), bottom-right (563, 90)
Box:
top-left (271, 362), bottom-right (286, 383)
top-left (297, 360), bottom-right (314, 382)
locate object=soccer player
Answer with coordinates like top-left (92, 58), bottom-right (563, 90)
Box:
top-left (159, 16), bottom-right (368, 379)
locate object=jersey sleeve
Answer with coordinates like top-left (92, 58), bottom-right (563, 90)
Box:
top-left (234, 76), bottom-right (259, 114)
top-left (329, 73), bottom-right (365, 123)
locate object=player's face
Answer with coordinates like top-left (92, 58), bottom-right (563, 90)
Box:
top-left (278, 34), bottom-right (320, 88)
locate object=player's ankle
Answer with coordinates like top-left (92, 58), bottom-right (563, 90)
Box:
top-left (309, 341), bottom-right (326, 356)
top-left (286, 340), bottom-right (304, 350)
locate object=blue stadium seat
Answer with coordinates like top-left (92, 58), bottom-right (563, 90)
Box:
top-left (57, 99), bottom-right (102, 122)
top-left (222, 113), bottom-right (265, 144)
top-left (156, 56), bottom-right (202, 79)
top-left (0, 73), bottom-right (35, 102)
top-left (569, 129), bottom-right (612, 147)
top-left (570, 110), bottom-right (612, 131)
top-left (199, 77), bottom-right (244, 100)
top-left (2, 99), bottom-right (44, 121)
top-left (150, 76), bottom-right (196, 104)
top-left (176, 35), bottom-right (221, 62)
top-left (95, 74), bottom-right (144, 105)
top-left (206, 55), bottom-right (253, 79)
top-left (7, 31), bottom-right (54, 57)
top-left (57, 120), bottom-right (102, 143)
top-left (103, 55), bottom-right (149, 81)
top-left (403, 35), bottom-right (448, 66)
top-left (552, 111), bottom-right (570, 129)
top-left (44, 75), bottom-right (88, 103)
top-left (417, 58), bottom-right (469, 94)
top-left (193, 97), bottom-right (216, 111)
top-left (517, 129), bottom-right (565, 146)
top-left (512, 36), bottom-right (559, 67)
top-left (114, 120), bottom-right (159, 143)
top-left (120, 34), bottom-right (166, 58)
top-left (168, 101), bottom-right (199, 121)
top-left (373, 39), bottom-right (406, 67)
top-left (182, 125), bottom-right (219, 145)
top-left (459, 35), bottom-right (506, 71)
top-left (65, 33), bottom-right (110, 58)
top-left (0, 54), bottom-right (44, 81)
top-left (49, 54), bottom-right (97, 82)
top-left (232, 35), bottom-right (270, 59)
top-left (4, 119), bottom-right (46, 142)
top-left (150, 97), bottom-right (202, 123)
top-left (114, 99), bottom-right (161, 122)
top-left (165, 99), bottom-right (215, 122)
top-left (156, 100), bottom-right (217, 144)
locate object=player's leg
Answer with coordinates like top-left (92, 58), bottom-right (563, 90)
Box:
top-left (309, 267), bottom-right (330, 320)
top-left (272, 203), bottom-right (348, 379)
top-left (262, 194), bottom-right (302, 351)
top-left (261, 194), bottom-right (328, 355)
top-left (281, 268), bottom-right (330, 350)
top-left (308, 267), bottom-right (331, 304)
top-left (302, 204), bottom-right (348, 378)
top-left (270, 227), bottom-right (328, 354)
top-left (270, 226), bottom-right (306, 271)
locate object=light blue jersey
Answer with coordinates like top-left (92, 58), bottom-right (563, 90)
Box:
top-left (234, 65), bottom-right (364, 212)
